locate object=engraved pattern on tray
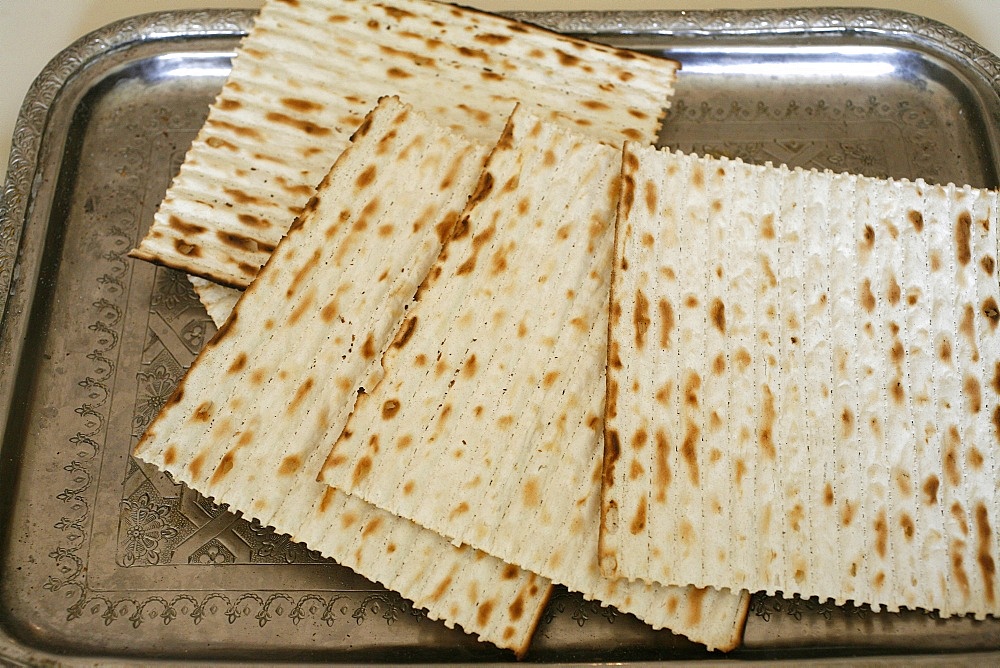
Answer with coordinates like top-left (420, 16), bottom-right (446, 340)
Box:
top-left (665, 96), bottom-right (940, 179)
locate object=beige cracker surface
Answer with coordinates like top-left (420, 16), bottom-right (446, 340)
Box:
top-left (602, 143), bottom-right (1000, 619)
top-left (130, 0), bottom-right (678, 289)
top-left (318, 108), bottom-right (749, 651)
top-left (188, 276), bottom-right (241, 327)
top-left (133, 97), bottom-right (551, 656)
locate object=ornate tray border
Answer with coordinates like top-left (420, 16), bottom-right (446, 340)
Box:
top-left (3, 6), bottom-right (1000, 666)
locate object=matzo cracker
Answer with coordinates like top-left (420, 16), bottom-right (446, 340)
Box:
top-left (602, 143), bottom-right (1000, 619)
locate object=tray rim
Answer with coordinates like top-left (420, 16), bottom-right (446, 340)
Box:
top-left (3, 5), bottom-right (1000, 666)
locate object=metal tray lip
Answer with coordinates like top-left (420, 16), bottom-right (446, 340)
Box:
top-left (3, 6), bottom-right (1000, 666)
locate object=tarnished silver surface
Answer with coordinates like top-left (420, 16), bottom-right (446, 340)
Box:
top-left (3, 6), bottom-right (1000, 665)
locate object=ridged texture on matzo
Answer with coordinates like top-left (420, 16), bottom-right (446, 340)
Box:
top-left (134, 98), bottom-right (552, 656)
top-left (602, 143), bottom-right (1000, 619)
top-left (318, 108), bottom-right (749, 651)
top-left (129, 0), bottom-right (679, 289)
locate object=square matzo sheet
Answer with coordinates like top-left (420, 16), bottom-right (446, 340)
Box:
top-left (602, 143), bottom-right (1000, 620)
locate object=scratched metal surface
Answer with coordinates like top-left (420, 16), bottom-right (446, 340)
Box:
top-left (2, 7), bottom-right (1000, 665)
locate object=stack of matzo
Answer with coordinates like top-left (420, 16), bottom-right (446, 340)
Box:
top-left (603, 143), bottom-right (1000, 619)
top-left (135, 97), bottom-right (551, 655)
top-left (130, 0), bottom-right (679, 290)
top-left (129, 0), bottom-right (756, 654)
top-left (135, 0), bottom-right (1000, 648)
top-left (317, 106), bottom-right (749, 650)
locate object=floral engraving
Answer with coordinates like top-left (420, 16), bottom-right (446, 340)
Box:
top-left (663, 96), bottom-right (940, 180)
top-left (189, 538), bottom-right (237, 565)
top-left (234, 519), bottom-right (328, 565)
top-left (180, 319), bottom-right (208, 349)
top-left (132, 362), bottom-right (183, 437)
top-left (751, 593), bottom-right (877, 622)
top-left (541, 589), bottom-right (618, 627)
top-left (120, 492), bottom-right (179, 566)
top-left (151, 267), bottom-right (200, 313)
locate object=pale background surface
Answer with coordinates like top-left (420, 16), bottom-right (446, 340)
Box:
top-left (2, 0), bottom-right (999, 187)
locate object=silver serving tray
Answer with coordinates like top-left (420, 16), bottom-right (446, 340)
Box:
top-left (3, 7), bottom-right (1000, 665)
